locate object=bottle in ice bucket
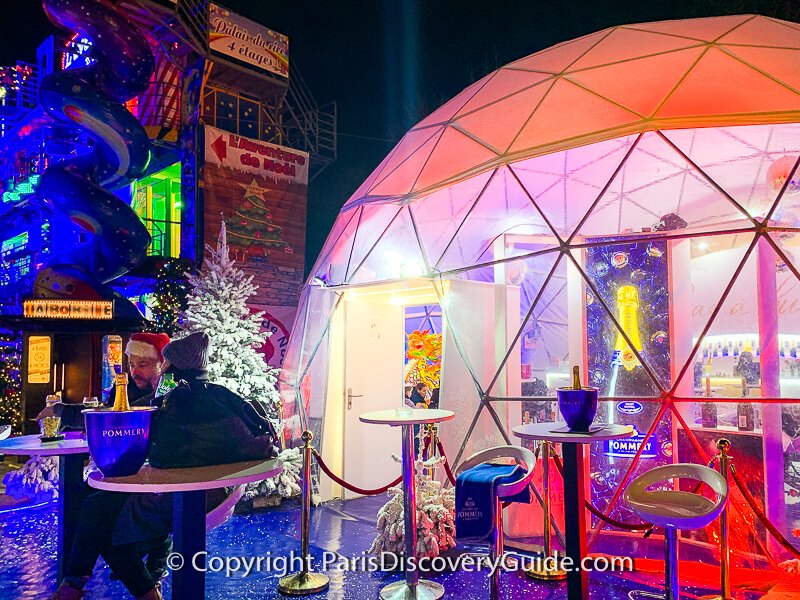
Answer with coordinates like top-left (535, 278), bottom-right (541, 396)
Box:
top-left (112, 372), bottom-right (130, 411)
top-left (557, 366), bottom-right (598, 432)
top-left (155, 372), bottom-right (177, 397)
top-left (84, 369), bottom-right (158, 477)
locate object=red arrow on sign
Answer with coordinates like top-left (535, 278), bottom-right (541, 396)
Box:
top-left (210, 134), bottom-right (227, 161)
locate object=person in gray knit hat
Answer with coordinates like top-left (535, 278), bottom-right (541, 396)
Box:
top-left (52, 329), bottom-right (277, 600)
top-left (161, 331), bottom-right (210, 371)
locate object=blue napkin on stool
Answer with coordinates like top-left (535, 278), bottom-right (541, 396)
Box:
top-left (455, 463), bottom-right (532, 543)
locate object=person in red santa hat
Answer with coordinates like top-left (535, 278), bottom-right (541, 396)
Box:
top-left (106, 332), bottom-right (170, 407)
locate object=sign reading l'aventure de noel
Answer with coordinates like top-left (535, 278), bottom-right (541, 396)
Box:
top-left (209, 3), bottom-right (289, 78)
top-left (205, 125), bottom-right (309, 185)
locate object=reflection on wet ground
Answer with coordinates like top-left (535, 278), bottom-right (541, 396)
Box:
top-left (0, 494), bottom-right (767, 599)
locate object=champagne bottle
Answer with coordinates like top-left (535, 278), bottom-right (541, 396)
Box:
top-left (701, 377), bottom-right (717, 428)
top-left (113, 372), bottom-right (130, 412)
top-left (572, 365), bottom-right (582, 390)
top-left (737, 378), bottom-right (755, 431)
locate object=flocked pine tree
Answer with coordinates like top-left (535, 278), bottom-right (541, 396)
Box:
top-left (179, 219), bottom-right (281, 425)
top-left (178, 220), bottom-right (300, 505)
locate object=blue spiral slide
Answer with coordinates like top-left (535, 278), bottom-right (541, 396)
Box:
top-left (33, 0), bottom-right (155, 318)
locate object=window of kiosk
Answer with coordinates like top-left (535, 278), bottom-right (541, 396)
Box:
top-left (131, 162), bottom-right (181, 258)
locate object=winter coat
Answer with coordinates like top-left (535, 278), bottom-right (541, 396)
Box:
top-left (111, 367), bottom-right (276, 545)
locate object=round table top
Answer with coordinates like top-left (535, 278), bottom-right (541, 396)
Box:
top-left (87, 458), bottom-right (283, 493)
top-left (359, 408), bottom-right (455, 426)
top-left (0, 433), bottom-right (89, 456)
top-left (512, 422), bottom-right (635, 444)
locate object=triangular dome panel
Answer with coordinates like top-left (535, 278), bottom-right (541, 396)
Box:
top-left (507, 30), bottom-right (608, 74)
top-left (625, 15), bottom-right (751, 42)
top-left (456, 68), bottom-right (553, 117)
top-left (567, 46), bottom-right (706, 118)
top-left (349, 207), bottom-right (427, 284)
top-left (661, 125), bottom-right (800, 221)
top-left (577, 132), bottom-right (754, 238)
top-left (412, 125), bottom-right (499, 192)
top-left (568, 26), bottom-right (702, 71)
top-left (717, 15), bottom-right (800, 48)
top-left (437, 167), bottom-right (558, 272)
top-left (510, 134), bottom-right (639, 239)
top-left (367, 128), bottom-right (445, 196)
top-left (369, 130), bottom-right (444, 197)
top-left (346, 205), bottom-right (402, 281)
top-left (723, 45), bottom-right (800, 94)
top-left (410, 169), bottom-right (495, 267)
top-left (509, 79), bottom-right (640, 153)
top-left (312, 207), bottom-right (361, 285)
top-left (655, 46), bottom-right (800, 119)
top-left (454, 82), bottom-right (553, 154)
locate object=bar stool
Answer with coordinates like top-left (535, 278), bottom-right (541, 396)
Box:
top-left (456, 445), bottom-right (536, 600)
top-left (623, 464), bottom-right (729, 600)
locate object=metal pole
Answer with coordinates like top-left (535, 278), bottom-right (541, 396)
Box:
top-left (664, 527), bottom-right (679, 600)
top-left (379, 424), bottom-right (444, 600)
top-left (717, 439), bottom-right (733, 600)
top-left (403, 423), bottom-right (419, 592)
top-left (278, 431), bottom-right (329, 595)
top-left (526, 441), bottom-right (567, 580)
top-left (490, 497), bottom-right (503, 600)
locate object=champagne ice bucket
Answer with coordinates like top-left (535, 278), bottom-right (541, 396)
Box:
top-left (83, 407), bottom-right (158, 476)
top-left (557, 387), bottom-right (598, 432)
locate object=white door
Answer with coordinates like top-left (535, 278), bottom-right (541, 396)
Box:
top-left (342, 299), bottom-right (403, 498)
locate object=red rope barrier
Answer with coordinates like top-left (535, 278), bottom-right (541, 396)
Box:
top-left (310, 436), bottom-right (432, 497)
top-left (551, 453), bottom-right (653, 532)
top-left (436, 439), bottom-right (457, 486)
top-left (730, 466), bottom-right (800, 561)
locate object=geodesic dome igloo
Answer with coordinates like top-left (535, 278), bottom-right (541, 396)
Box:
top-left (283, 14), bottom-right (800, 564)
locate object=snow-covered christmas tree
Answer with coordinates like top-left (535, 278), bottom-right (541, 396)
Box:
top-left (369, 456), bottom-right (456, 560)
top-left (179, 219), bottom-right (282, 425)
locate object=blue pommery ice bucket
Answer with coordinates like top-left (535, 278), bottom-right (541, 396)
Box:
top-left (556, 387), bottom-right (599, 432)
top-left (83, 407), bottom-right (158, 476)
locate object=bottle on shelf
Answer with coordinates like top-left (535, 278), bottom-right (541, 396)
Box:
top-left (701, 377), bottom-right (717, 428)
top-left (112, 372), bottom-right (131, 412)
top-left (737, 378), bottom-right (755, 431)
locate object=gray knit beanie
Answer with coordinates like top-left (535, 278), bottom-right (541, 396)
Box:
top-left (162, 331), bottom-right (210, 370)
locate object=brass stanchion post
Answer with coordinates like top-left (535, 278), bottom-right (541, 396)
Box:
top-left (701, 438), bottom-right (733, 600)
top-left (526, 440), bottom-right (567, 580)
top-left (278, 431), bottom-right (330, 595)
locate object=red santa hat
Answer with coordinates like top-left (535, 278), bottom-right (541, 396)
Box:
top-left (125, 332), bottom-right (170, 362)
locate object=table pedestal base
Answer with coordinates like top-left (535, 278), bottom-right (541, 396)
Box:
top-left (379, 579), bottom-right (444, 600)
top-left (172, 490), bottom-right (206, 598)
top-left (278, 571), bottom-right (330, 595)
top-left (58, 454), bottom-right (88, 583)
top-left (525, 561), bottom-right (568, 581)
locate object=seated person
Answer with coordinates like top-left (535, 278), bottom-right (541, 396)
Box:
top-left (51, 332), bottom-right (278, 600)
top-left (410, 382), bottom-right (429, 408)
top-left (106, 333), bottom-right (171, 407)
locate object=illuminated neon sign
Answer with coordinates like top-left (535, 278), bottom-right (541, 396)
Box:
top-left (23, 299), bottom-right (113, 319)
top-left (604, 426), bottom-right (657, 459)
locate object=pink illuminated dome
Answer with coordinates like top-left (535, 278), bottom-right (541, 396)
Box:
top-left (286, 18), bottom-right (800, 561)
top-left (310, 14), bottom-right (800, 284)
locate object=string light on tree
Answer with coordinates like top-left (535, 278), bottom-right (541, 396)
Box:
top-left (0, 331), bottom-right (22, 432)
top-left (148, 258), bottom-right (193, 336)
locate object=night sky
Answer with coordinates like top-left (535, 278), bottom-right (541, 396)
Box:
top-left (2, 0), bottom-right (799, 273)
